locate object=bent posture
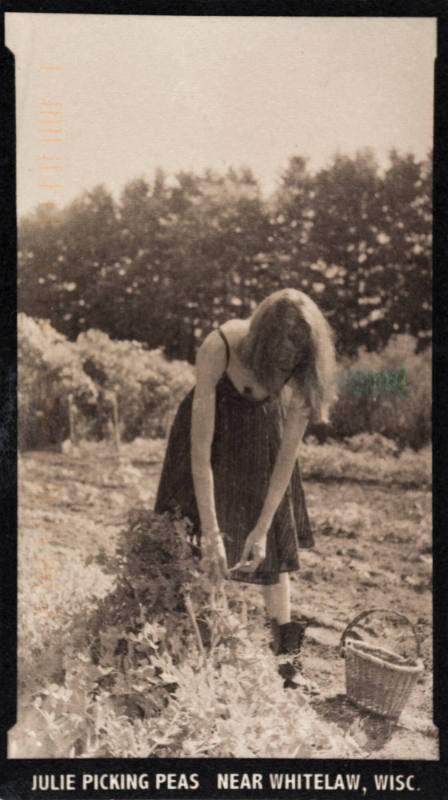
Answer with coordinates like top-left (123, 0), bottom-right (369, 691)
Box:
top-left (155, 288), bottom-right (336, 654)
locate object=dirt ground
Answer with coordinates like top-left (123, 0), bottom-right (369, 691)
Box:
top-left (18, 440), bottom-right (437, 759)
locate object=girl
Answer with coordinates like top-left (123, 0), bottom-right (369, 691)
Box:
top-left (155, 288), bottom-right (336, 656)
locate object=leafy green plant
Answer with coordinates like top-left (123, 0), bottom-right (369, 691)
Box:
top-left (12, 507), bottom-right (363, 758)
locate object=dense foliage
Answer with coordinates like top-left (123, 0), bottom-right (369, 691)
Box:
top-left (19, 314), bottom-right (430, 450)
top-left (18, 150), bottom-right (432, 361)
top-left (18, 314), bottom-right (194, 449)
top-left (18, 313), bottom-right (98, 449)
top-left (14, 508), bottom-right (365, 758)
top-left (311, 334), bottom-right (431, 449)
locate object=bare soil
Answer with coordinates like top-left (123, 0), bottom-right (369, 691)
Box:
top-left (18, 440), bottom-right (437, 759)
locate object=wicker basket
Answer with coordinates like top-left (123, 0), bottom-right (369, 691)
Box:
top-left (340, 608), bottom-right (424, 721)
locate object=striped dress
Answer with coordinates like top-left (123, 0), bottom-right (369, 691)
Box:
top-left (154, 330), bottom-right (314, 585)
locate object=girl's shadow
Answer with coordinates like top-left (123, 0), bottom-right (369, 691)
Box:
top-left (311, 693), bottom-right (397, 752)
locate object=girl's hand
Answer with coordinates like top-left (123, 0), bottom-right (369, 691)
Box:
top-left (231, 529), bottom-right (267, 573)
top-left (201, 531), bottom-right (228, 582)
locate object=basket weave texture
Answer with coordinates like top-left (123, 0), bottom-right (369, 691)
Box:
top-left (342, 609), bottom-right (424, 721)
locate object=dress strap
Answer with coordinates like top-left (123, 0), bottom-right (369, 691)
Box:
top-left (283, 368), bottom-right (296, 388)
top-left (217, 328), bottom-right (231, 370)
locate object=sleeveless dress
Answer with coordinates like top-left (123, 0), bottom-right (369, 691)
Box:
top-left (154, 330), bottom-right (314, 585)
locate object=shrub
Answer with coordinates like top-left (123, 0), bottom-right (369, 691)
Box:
top-left (301, 438), bottom-right (431, 487)
top-left (76, 329), bottom-right (194, 440)
top-left (18, 314), bottom-right (98, 450)
top-left (343, 432), bottom-right (399, 458)
top-left (18, 315), bottom-right (194, 448)
top-left (309, 335), bottom-right (431, 449)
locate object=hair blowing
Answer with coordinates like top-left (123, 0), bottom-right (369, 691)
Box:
top-left (238, 289), bottom-right (337, 423)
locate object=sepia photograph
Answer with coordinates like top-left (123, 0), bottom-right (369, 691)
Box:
top-left (4, 11), bottom-right (437, 767)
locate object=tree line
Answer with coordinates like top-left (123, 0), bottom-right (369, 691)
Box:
top-left (18, 149), bottom-right (432, 362)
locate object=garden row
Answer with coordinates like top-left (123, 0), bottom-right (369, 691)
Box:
top-left (19, 314), bottom-right (430, 450)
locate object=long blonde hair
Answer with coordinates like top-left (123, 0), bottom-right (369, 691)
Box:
top-left (238, 289), bottom-right (337, 423)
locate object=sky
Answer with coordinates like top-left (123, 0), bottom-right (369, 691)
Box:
top-left (6, 14), bottom-right (436, 219)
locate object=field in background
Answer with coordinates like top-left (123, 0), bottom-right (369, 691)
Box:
top-left (10, 437), bottom-right (436, 759)
top-left (19, 316), bottom-right (431, 453)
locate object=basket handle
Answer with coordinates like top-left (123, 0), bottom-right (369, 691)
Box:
top-left (340, 607), bottom-right (421, 658)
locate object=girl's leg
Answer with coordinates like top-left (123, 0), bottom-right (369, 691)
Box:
top-left (261, 572), bottom-right (291, 624)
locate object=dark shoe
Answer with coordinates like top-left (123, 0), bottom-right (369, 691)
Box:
top-left (270, 618), bottom-right (282, 655)
top-left (270, 619), bottom-right (307, 689)
top-left (270, 619), bottom-right (307, 656)
top-left (283, 676), bottom-right (300, 690)
top-left (278, 658), bottom-right (303, 689)
top-left (278, 659), bottom-right (301, 679)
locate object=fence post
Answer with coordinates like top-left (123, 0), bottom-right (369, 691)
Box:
top-left (110, 391), bottom-right (121, 456)
top-left (68, 393), bottom-right (76, 445)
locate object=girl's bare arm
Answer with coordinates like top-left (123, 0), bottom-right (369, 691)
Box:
top-left (238, 384), bottom-right (309, 569)
top-left (190, 331), bottom-right (226, 538)
top-left (257, 389), bottom-right (309, 533)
